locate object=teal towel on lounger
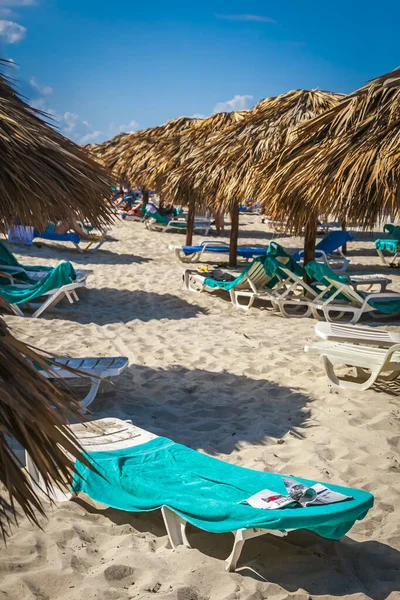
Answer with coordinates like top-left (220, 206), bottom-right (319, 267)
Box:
top-left (0, 239), bottom-right (52, 283)
top-left (0, 261), bottom-right (76, 304)
top-left (73, 437), bottom-right (373, 539)
top-left (204, 256), bottom-right (278, 291)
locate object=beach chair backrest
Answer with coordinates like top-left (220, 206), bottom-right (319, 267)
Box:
top-left (384, 224), bottom-right (400, 241)
top-left (315, 230), bottom-right (353, 254)
top-left (234, 256), bottom-right (277, 290)
top-left (0, 239), bottom-right (20, 267)
top-left (267, 242), bottom-right (304, 277)
top-left (306, 261), bottom-right (363, 306)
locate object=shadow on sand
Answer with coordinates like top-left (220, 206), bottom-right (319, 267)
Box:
top-left (43, 288), bottom-right (207, 324)
top-left (72, 365), bottom-right (399, 597)
top-left (95, 363), bottom-right (312, 453)
top-left (8, 242), bottom-right (149, 265)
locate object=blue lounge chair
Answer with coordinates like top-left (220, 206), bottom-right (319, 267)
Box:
top-left (27, 418), bottom-right (373, 572)
top-left (33, 229), bottom-right (106, 252)
top-left (294, 231), bottom-right (352, 273)
top-left (170, 240), bottom-right (267, 262)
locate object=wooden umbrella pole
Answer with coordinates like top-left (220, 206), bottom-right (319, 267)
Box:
top-left (341, 218), bottom-right (348, 254)
top-left (303, 212), bottom-right (318, 276)
top-left (142, 187), bottom-right (149, 205)
top-left (229, 201), bottom-right (239, 267)
top-left (186, 193), bottom-right (195, 246)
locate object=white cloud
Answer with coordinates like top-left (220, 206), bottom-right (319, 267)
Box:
top-left (63, 112), bottom-right (79, 134)
top-left (30, 76), bottom-right (53, 96)
top-left (79, 130), bottom-right (102, 144)
top-left (0, 8), bottom-right (13, 16)
top-left (0, 19), bottom-right (26, 42)
top-left (215, 14), bottom-right (275, 23)
top-left (82, 120), bottom-right (92, 129)
top-left (213, 94), bottom-right (254, 113)
top-left (189, 113), bottom-right (205, 119)
top-left (118, 119), bottom-right (140, 133)
top-left (109, 119), bottom-right (140, 136)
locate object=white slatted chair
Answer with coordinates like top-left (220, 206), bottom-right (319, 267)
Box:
top-left (184, 258), bottom-right (279, 310)
top-left (314, 322), bottom-right (400, 347)
top-left (41, 357), bottom-right (129, 408)
top-left (304, 340), bottom-right (400, 390)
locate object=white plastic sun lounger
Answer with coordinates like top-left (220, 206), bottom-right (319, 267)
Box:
top-left (184, 259), bottom-right (280, 311)
top-left (25, 418), bottom-right (291, 571)
top-left (146, 217), bottom-right (211, 235)
top-left (314, 321), bottom-right (400, 347)
top-left (304, 339), bottom-right (400, 390)
top-left (309, 277), bottom-right (400, 325)
top-left (26, 418), bottom-right (373, 571)
top-left (41, 357), bottom-right (129, 408)
top-left (6, 280), bottom-right (87, 318)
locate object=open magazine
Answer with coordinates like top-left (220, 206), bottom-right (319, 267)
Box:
top-left (242, 477), bottom-right (353, 510)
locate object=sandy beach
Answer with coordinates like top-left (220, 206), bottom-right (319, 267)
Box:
top-left (1, 216), bottom-right (399, 600)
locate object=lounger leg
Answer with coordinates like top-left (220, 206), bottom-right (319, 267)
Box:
top-left (79, 378), bottom-right (101, 409)
top-left (322, 356), bottom-right (381, 390)
top-left (65, 290), bottom-right (75, 304)
top-left (225, 530), bottom-right (246, 572)
top-left (229, 291), bottom-right (255, 310)
top-left (161, 506), bottom-right (190, 549)
top-left (225, 528), bottom-right (283, 572)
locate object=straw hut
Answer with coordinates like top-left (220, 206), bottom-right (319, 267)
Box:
top-left (0, 60), bottom-right (109, 532)
top-left (250, 69), bottom-right (400, 262)
top-left (166, 90), bottom-right (341, 264)
top-left (92, 112), bottom-right (247, 247)
top-left (0, 62), bottom-right (112, 231)
top-left (167, 90), bottom-right (342, 211)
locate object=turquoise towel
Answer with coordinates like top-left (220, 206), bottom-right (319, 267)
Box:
top-left (73, 437), bottom-right (373, 539)
top-left (0, 261), bottom-right (76, 305)
top-left (306, 261), bottom-right (400, 314)
top-left (0, 240), bottom-right (52, 283)
top-left (375, 239), bottom-right (399, 253)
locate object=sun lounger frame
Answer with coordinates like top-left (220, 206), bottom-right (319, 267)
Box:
top-left (25, 417), bottom-right (294, 572)
top-left (41, 357), bottom-right (128, 408)
top-left (304, 340), bottom-right (400, 390)
top-left (146, 217), bottom-right (211, 235)
top-left (8, 281), bottom-right (87, 318)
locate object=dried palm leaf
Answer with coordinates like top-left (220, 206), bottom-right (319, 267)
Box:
top-left (0, 304), bottom-right (90, 536)
top-left (165, 90), bottom-right (342, 211)
top-left (0, 59), bottom-right (113, 230)
top-left (251, 69), bottom-right (400, 232)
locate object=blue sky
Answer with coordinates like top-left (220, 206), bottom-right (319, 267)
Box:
top-left (0, 0), bottom-right (398, 144)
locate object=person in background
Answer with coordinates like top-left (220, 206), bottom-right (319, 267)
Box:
top-left (213, 210), bottom-right (225, 236)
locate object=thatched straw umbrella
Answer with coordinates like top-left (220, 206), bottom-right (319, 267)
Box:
top-left (0, 60), bottom-right (111, 532)
top-left (92, 113), bottom-right (247, 246)
top-left (0, 306), bottom-right (88, 536)
top-left (165, 90), bottom-right (342, 264)
top-left (0, 61), bottom-right (112, 230)
top-left (249, 69), bottom-right (400, 263)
